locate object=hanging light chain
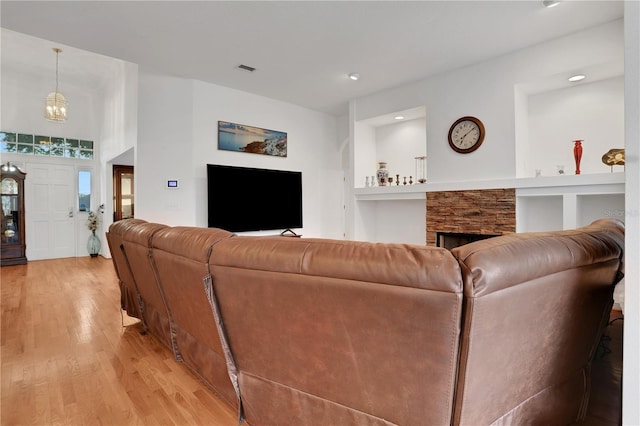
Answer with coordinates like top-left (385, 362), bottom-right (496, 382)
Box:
top-left (54, 47), bottom-right (61, 94)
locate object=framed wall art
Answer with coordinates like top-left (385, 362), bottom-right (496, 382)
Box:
top-left (218, 121), bottom-right (287, 157)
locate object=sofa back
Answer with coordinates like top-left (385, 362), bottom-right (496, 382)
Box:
top-left (450, 219), bottom-right (624, 425)
top-left (121, 222), bottom-right (172, 349)
top-left (108, 219), bottom-right (624, 425)
top-left (208, 236), bottom-right (464, 426)
top-left (151, 226), bottom-right (238, 409)
top-left (106, 218), bottom-right (147, 319)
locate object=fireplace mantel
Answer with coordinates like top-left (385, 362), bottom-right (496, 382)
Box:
top-left (354, 172), bottom-right (624, 201)
top-left (352, 172), bottom-right (624, 243)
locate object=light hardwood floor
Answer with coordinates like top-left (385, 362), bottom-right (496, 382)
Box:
top-left (1, 257), bottom-right (622, 425)
top-left (1, 257), bottom-right (237, 425)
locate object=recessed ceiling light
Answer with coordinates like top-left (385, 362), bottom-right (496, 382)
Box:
top-left (348, 73), bottom-right (360, 81)
top-left (568, 74), bottom-right (586, 82)
top-left (542, 0), bottom-right (560, 8)
top-left (394, 116), bottom-right (405, 120)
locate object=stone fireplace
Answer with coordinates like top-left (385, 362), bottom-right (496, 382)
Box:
top-left (426, 188), bottom-right (516, 246)
top-left (436, 231), bottom-right (500, 250)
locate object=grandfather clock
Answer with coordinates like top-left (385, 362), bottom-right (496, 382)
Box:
top-left (1, 163), bottom-right (27, 266)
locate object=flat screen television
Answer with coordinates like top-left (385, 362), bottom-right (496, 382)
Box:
top-left (207, 164), bottom-right (303, 232)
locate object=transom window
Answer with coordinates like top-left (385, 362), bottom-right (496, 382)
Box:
top-left (0, 131), bottom-right (94, 159)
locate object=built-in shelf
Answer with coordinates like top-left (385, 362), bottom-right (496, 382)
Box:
top-left (354, 172), bottom-right (624, 201)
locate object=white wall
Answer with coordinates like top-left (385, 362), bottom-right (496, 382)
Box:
top-left (1, 66), bottom-right (99, 142)
top-left (353, 117), bottom-right (426, 187)
top-left (99, 61), bottom-right (138, 257)
top-left (355, 200), bottom-right (426, 245)
top-left (100, 61), bottom-right (138, 163)
top-left (526, 77), bottom-right (624, 177)
top-left (375, 118), bottom-right (426, 184)
top-left (136, 71), bottom-right (343, 239)
top-left (354, 121), bottom-right (376, 188)
top-left (352, 20), bottom-right (624, 184)
top-left (351, 118), bottom-right (427, 243)
top-left (136, 70), bottom-right (197, 225)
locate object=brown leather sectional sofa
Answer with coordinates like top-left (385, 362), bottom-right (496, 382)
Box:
top-left (107, 218), bottom-right (624, 425)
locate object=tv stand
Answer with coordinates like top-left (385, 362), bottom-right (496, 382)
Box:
top-left (280, 229), bottom-right (301, 238)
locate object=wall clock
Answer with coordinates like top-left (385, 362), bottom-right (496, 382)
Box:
top-left (448, 116), bottom-right (485, 154)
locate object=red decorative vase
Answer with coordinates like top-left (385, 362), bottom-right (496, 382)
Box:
top-left (573, 140), bottom-right (583, 175)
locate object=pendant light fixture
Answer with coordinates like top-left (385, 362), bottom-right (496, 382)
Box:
top-left (44, 48), bottom-right (68, 122)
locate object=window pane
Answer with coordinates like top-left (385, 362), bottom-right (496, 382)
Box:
top-left (65, 148), bottom-right (79, 158)
top-left (122, 198), bottom-right (133, 218)
top-left (1, 142), bottom-right (17, 153)
top-left (79, 149), bottom-right (93, 159)
top-left (35, 135), bottom-right (50, 146)
top-left (51, 137), bottom-right (66, 147)
top-left (79, 140), bottom-right (93, 149)
top-left (66, 139), bottom-right (79, 148)
top-left (34, 144), bottom-right (50, 156)
top-left (17, 134), bottom-right (33, 144)
top-left (17, 144), bottom-right (33, 154)
top-left (50, 147), bottom-right (65, 157)
top-left (78, 171), bottom-right (91, 212)
top-left (0, 132), bottom-right (16, 142)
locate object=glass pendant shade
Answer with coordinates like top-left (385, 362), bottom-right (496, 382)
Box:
top-left (44, 48), bottom-right (67, 122)
top-left (45, 91), bottom-right (67, 122)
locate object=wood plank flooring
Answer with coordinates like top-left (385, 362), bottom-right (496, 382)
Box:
top-left (1, 257), bottom-right (623, 425)
top-left (1, 257), bottom-right (236, 426)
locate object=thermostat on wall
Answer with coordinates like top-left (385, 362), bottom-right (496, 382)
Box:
top-left (167, 180), bottom-right (179, 189)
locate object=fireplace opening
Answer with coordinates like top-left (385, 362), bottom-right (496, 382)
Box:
top-left (436, 232), bottom-right (499, 250)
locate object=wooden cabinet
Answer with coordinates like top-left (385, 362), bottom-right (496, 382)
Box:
top-left (1, 163), bottom-right (27, 266)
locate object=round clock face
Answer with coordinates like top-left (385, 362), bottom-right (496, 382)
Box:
top-left (448, 116), bottom-right (485, 153)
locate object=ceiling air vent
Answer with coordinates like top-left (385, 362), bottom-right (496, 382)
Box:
top-left (238, 64), bottom-right (256, 72)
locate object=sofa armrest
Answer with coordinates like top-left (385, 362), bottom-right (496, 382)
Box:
top-left (452, 218), bottom-right (624, 298)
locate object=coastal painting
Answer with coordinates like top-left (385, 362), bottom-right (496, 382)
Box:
top-left (218, 121), bottom-right (287, 157)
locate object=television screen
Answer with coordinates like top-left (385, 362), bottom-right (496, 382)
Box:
top-left (207, 164), bottom-right (303, 232)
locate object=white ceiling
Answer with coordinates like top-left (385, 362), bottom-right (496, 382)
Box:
top-left (0, 1), bottom-right (624, 117)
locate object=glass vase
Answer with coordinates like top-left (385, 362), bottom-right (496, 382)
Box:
top-left (87, 230), bottom-right (101, 257)
top-left (573, 140), bottom-right (583, 175)
top-left (415, 156), bottom-right (427, 183)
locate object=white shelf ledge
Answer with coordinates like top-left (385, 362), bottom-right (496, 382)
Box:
top-left (354, 172), bottom-right (625, 201)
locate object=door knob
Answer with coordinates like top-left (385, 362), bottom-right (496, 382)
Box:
top-left (68, 208), bottom-right (74, 218)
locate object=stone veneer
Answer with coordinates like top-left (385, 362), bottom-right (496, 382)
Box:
top-left (426, 188), bottom-right (516, 246)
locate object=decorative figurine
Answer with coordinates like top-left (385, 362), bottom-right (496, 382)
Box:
top-left (377, 162), bottom-right (389, 186)
top-left (601, 148), bottom-right (625, 172)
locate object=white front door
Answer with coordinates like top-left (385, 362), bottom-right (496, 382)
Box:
top-left (26, 163), bottom-right (76, 260)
